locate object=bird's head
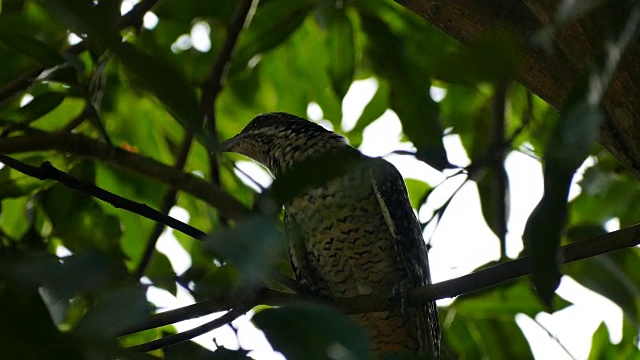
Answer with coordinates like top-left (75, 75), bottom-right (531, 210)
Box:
top-left (221, 112), bottom-right (348, 177)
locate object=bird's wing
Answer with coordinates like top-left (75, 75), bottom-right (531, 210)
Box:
top-left (283, 210), bottom-right (316, 290)
top-left (368, 158), bottom-right (440, 358)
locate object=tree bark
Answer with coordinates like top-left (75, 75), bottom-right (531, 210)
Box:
top-left (397, 0), bottom-right (640, 178)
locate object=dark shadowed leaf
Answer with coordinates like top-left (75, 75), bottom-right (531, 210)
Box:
top-left (0, 25), bottom-right (65, 67)
top-left (231, 0), bottom-right (314, 74)
top-left (523, 4), bottom-right (640, 305)
top-left (254, 302), bottom-right (372, 360)
top-left (8, 92), bottom-right (65, 124)
top-left (116, 42), bottom-right (202, 132)
top-left (74, 285), bottom-right (151, 339)
top-left (360, 14), bottom-right (449, 171)
top-left (0, 280), bottom-right (84, 359)
top-left (205, 215), bottom-right (286, 287)
top-left (321, 7), bottom-right (356, 99)
top-left (566, 250), bottom-right (640, 326)
top-left (35, 0), bottom-right (120, 49)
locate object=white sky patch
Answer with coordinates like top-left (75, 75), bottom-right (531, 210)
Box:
top-left (155, 207), bottom-right (192, 275)
top-left (430, 86), bottom-right (447, 102)
top-left (604, 217), bottom-right (620, 232)
top-left (504, 151), bottom-right (544, 258)
top-left (120, 0), bottom-right (138, 15)
top-left (191, 22), bottom-right (212, 52)
top-left (143, 12), bottom-right (159, 30)
top-left (233, 160), bottom-right (273, 192)
top-left (306, 102), bottom-right (323, 121)
top-left (20, 93), bottom-right (34, 107)
top-left (171, 34), bottom-right (192, 53)
top-left (341, 78), bottom-right (378, 132)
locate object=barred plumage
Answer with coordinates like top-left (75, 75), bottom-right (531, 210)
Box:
top-left (223, 112), bottom-right (440, 358)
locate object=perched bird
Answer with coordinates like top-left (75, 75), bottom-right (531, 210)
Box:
top-left (222, 112), bottom-right (440, 358)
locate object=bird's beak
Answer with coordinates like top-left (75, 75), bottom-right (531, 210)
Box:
top-left (220, 135), bottom-right (241, 153)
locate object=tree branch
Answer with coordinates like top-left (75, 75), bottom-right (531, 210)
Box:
top-left (120, 223), bottom-right (639, 339)
top-left (0, 153), bottom-right (206, 241)
top-left (133, 132), bottom-right (195, 280)
top-left (0, 132), bottom-right (250, 220)
top-left (396, 0), bottom-right (640, 180)
top-left (127, 305), bottom-right (252, 353)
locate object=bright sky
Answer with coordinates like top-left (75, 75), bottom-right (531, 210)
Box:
top-left (146, 78), bottom-right (625, 359)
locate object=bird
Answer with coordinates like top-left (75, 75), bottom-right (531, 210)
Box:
top-left (222, 112), bottom-right (440, 358)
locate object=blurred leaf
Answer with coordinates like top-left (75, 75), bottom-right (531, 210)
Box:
top-left (205, 215), bottom-right (286, 288)
top-left (404, 178), bottom-right (431, 210)
top-left (74, 285), bottom-right (151, 339)
top-left (361, 14), bottom-right (449, 171)
top-left (523, 3), bottom-right (640, 305)
top-left (454, 279), bottom-right (571, 318)
top-left (116, 42), bottom-right (202, 132)
top-left (7, 92), bottom-right (65, 124)
top-left (566, 250), bottom-right (640, 326)
top-left (322, 8), bottom-right (356, 99)
top-left (0, 166), bottom-right (46, 198)
top-left (146, 251), bottom-right (177, 296)
top-left (587, 320), bottom-right (640, 360)
top-left (36, 0), bottom-right (120, 50)
top-left (7, 251), bottom-right (122, 301)
top-left (0, 279), bottom-right (84, 359)
top-left (254, 302), bottom-right (372, 360)
top-left (0, 25), bottom-right (65, 67)
top-left (39, 161), bottom-right (124, 256)
top-left (476, 166), bottom-right (510, 243)
top-left (232, 0), bottom-right (314, 74)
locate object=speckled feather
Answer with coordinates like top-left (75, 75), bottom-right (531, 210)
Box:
top-left (223, 113), bottom-right (440, 358)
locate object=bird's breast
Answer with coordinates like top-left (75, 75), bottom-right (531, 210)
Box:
top-left (285, 170), bottom-right (405, 298)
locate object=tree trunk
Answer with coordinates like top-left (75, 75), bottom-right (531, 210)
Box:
top-left (397, 0), bottom-right (640, 178)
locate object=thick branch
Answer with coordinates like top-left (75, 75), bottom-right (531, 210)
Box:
top-left (0, 132), bottom-right (250, 220)
top-left (396, 0), bottom-right (640, 179)
top-left (0, 153), bottom-right (206, 241)
top-left (122, 223), bottom-right (639, 336)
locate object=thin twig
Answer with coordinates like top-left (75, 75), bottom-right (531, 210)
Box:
top-left (532, 318), bottom-right (578, 360)
top-left (119, 223), bottom-right (640, 336)
top-left (128, 305), bottom-right (251, 353)
top-left (0, 153), bottom-right (206, 241)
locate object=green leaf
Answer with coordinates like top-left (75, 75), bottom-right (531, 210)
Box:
top-left (566, 250), bottom-right (640, 326)
top-left (454, 279), bottom-right (571, 318)
top-left (74, 285), bottom-right (151, 339)
top-left (404, 178), bottom-right (431, 210)
top-left (587, 320), bottom-right (640, 360)
top-left (254, 302), bottom-right (372, 360)
top-left (116, 42), bottom-right (202, 132)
